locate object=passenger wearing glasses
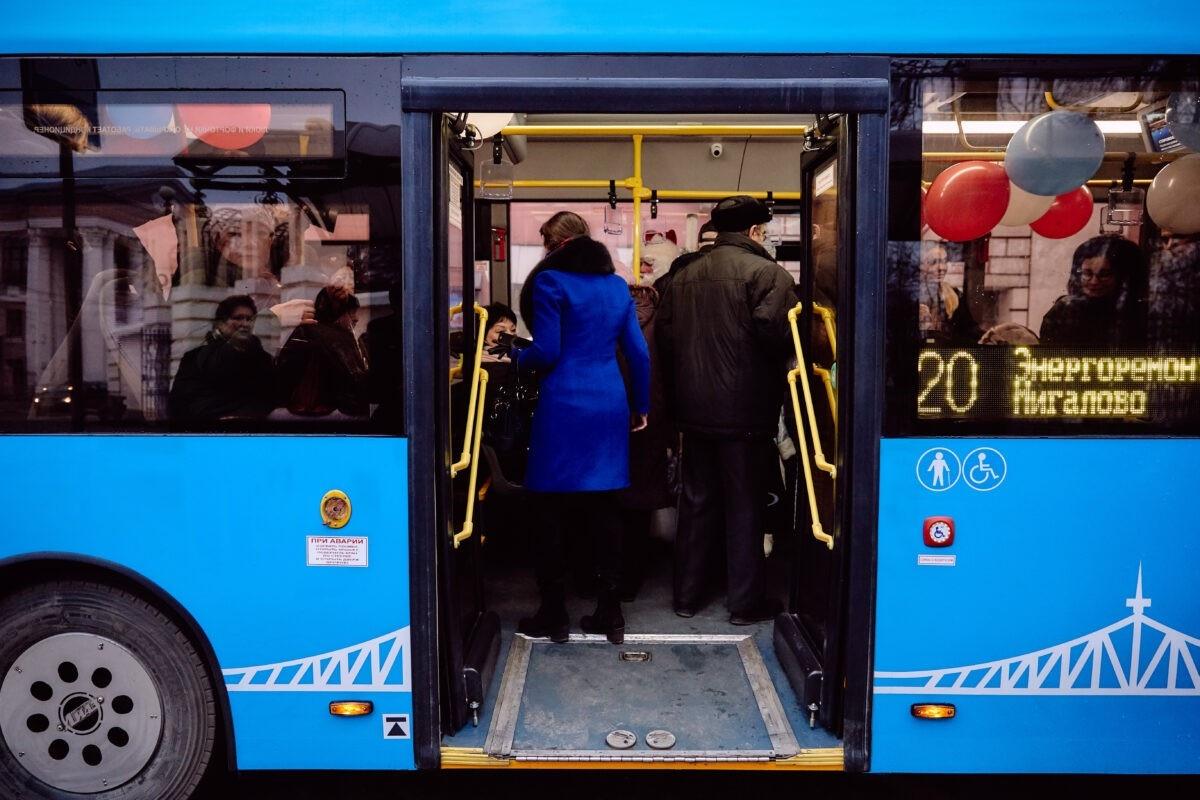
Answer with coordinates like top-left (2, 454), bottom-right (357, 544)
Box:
top-left (1039, 235), bottom-right (1147, 346)
top-left (169, 295), bottom-right (275, 421)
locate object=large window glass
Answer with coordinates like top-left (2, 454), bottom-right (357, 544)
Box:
top-left (0, 89), bottom-right (401, 432)
top-left (887, 71), bottom-right (1200, 433)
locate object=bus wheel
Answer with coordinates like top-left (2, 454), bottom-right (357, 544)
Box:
top-left (0, 581), bottom-right (216, 800)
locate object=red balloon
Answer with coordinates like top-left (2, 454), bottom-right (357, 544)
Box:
top-left (1030, 187), bottom-right (1094, 239)
top-left (177, 103), bottom-right (271, 150)
top-left (924, 161), bottom-right (1010, 242)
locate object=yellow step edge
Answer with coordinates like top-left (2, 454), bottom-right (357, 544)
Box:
top-left (440, 746), bottom-right (844, 771)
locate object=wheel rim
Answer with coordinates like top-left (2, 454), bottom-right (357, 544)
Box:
top-left (0, 633), bottom-right (164, 793)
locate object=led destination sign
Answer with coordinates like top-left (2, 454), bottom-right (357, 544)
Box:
top-left (917, 347), bottom-right (1200, 420)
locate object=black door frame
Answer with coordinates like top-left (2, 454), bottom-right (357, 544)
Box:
top-left (400, 54), bottom-right (887, 771)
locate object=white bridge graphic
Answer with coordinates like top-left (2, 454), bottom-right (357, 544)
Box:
top-left (875, 568), bottom-right (1200, 696)
top-left (222, 627), bottom-right (410, 693)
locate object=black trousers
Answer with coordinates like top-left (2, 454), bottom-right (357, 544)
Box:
top-left (531, 491), bottom-right (622, 593)
top-left (674, 434), bottom-right (769, 614)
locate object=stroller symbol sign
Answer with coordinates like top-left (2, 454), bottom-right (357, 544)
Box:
top-left (963, 447), bottom-right (1006, 491)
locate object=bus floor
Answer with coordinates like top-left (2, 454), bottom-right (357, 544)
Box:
top-left (443, 529), bottom-right (841, 763)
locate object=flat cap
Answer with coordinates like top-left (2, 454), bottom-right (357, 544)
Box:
top-left (710, 195), bottom-right (772, 232)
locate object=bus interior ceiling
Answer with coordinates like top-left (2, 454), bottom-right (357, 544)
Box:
top-left (443, 112), bottom-right (843, 763)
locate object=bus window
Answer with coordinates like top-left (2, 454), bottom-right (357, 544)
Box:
top-left (886, 76), bottom-right (1200, 434)
top-left (0, 92), bottom-right (402, 433)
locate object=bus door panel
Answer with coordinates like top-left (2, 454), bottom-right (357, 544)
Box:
top-left (873, 438), bottom-right (1200, 773)
top-left (439, 127), bottom-right (501, 734)
top-left (775, 118), bottom-right (849, 735)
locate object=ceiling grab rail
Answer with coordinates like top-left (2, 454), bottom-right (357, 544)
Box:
top-left (787, 303), bottom-right (834, 550)
top-left (453, 369), bottom-right (489, 549)
top-left (450, 303), bottom-right (488, 478)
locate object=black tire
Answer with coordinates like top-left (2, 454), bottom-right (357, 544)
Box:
top-left (0, 581), bottom-right (217, 800)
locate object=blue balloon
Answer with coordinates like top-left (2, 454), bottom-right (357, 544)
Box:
top-left (102, 103), bottom-right (175, 140)
top-left (1005, 111), bottom-right (1105, 197)
top-left (1167, 92), bottom-right (1200, 152)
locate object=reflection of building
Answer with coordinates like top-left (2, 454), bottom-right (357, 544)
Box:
top-left (1, 185), bottom-right (383, 424)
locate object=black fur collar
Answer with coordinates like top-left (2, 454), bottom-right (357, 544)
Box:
top-left (519, 236), bottom-right (614, 332)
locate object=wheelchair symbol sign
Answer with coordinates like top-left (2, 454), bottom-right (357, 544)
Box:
top-left (916, 447), bottom-right (961, 492)
top-left (963, 447), bottom-right (1006, 491)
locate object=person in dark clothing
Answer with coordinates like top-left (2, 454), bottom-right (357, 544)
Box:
top-left (169, 295), bottom-right (274, 421)
top-left (1039, 235), bottom-right (1147, 346)
top-left (653, 220), bottom-right (718, 298)
top-left (364, 283), bottom-right (403, 428)
top-left (515, 211), bottom-right (650, 645)
top-left (617, 283), bottom-right (674, 601)
top-left (275, 286), bottom-right (369, 417)
top-left (657, 195), bottom-right (795, 624)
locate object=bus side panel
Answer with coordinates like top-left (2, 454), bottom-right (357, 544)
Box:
top-left (873, 438), bottom-right (1200, 774)
top-left (0, 435), bottom-right (414, 771)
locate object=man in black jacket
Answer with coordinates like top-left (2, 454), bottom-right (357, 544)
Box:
top-left (657, 196), bottom-right (795, 624)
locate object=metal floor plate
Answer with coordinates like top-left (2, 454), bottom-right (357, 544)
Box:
top-left (484, 633), bottom-right (801, 762)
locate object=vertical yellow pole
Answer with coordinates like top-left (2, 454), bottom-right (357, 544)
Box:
top-left (632, 134), bottom-right (643, 285)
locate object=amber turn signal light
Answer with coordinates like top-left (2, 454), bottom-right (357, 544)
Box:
top-left (910, 703), bottom-right (956, 720)
top-left (329, 700), bottom-right (374, 717)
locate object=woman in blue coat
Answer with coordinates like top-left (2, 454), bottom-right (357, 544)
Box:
top-left (515, 211), bottom-right (650, 644)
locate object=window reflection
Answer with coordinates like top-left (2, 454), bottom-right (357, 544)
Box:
top-left (0, 181), bottom-right (398, 431)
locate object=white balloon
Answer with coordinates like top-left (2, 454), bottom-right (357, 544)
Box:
top-left (998, 180), bottom-right (1055, 227)
top-left (1147, 153), bottom-right (1200, 235)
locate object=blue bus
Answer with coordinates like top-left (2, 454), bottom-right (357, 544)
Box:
top-left (0, 4), bottom-right (1198, 797)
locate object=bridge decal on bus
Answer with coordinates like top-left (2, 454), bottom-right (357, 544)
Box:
top-left (221, 627), bottom-right (411, 692)
top-left (875, 567), bottom-right (1200, 697)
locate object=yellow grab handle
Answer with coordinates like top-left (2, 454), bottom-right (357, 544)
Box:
top-left (788, 368), bottom-right (834, 550)
top-left (812, 364), bottom-right (837, 432)
top-left (813, 303), bottom-right (836, 360)
top-left (787, 304), bottom-right (836, 478)
top-left (454, 369), bottom-right (488, 548)
top-left (450, 304), bottom-right (489, 478)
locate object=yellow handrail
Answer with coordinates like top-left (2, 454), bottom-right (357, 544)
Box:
top-left (813, 303), bottom-right (836, 360)
top-left (450, 303), bottom-right (489, 478)
top-left (788, 305), bottom-right (835, 478)
top-left (787, 369), bottom-right (833, 551)
top-left (813, 364), bottom-right (837, 430)
top-left (454, 369), bottom-right (488, 548)
top-left (500, 124), bottom-right (809, 138)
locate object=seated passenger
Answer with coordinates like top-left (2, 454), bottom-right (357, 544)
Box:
top-left (168, 295), bottom-right (275, 421)
top-left (275, 286), bottom-right (369, 417)
top-left (481, 302), bottom-right (519, 362)
top-left (1040, 235), bottom-right (1146, 346)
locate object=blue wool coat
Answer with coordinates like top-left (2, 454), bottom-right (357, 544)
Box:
top-left (517, 247), bottom-right (650, 493)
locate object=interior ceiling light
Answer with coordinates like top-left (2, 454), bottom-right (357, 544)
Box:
top-left (922, 120), bottom-right (1142, 135)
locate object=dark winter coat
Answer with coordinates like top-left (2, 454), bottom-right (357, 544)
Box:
top-left (516, 236), bottom-right (650, 492)
top-left (652, 248), bottom-right (708, 298)
top-left (619, 286), bottom-right (674, 511)
top-left (275, 322), bottom-right (369, 417)
top-left (656, 232), bottom-right (796, 438)
top-left (169, 331), bottom-right (275, 420)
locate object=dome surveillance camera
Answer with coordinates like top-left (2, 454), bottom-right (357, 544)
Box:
top-left (710, 142), bottom-right (723, 158)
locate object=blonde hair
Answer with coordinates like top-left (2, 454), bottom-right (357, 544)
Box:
top-left (539, 211), bottom-right (589, 250)
top-left (25, 104), bottom-right (91, 152)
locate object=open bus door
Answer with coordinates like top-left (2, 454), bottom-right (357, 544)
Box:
top-left (774, 115), bottom-right (852, 737)
top-left (437, 119), bottom-right (501, 735)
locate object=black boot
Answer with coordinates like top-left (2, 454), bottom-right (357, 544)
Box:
top-left (580, 587), bottom-right (625, 645)
top-left (518, 583), bottom-right (569, 643)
